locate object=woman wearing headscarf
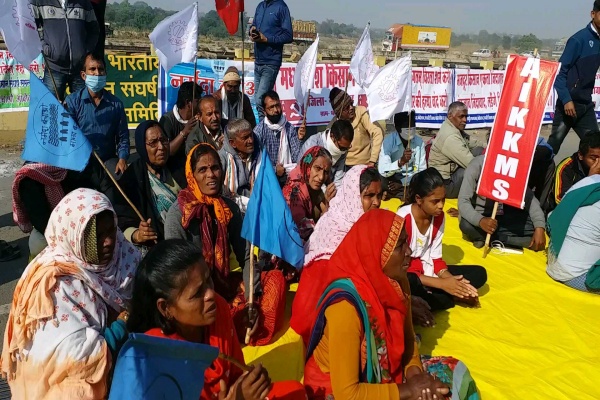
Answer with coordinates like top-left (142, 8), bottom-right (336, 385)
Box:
top-left (164, 143), bottom-right (285, 346)
top-left (1, 189), bottom-right (140, 399)
top-left (301, 210), bottom-right (478, 400)
top-left (115, 120), bottom-right (186, 247)
top-left (283, 146), bottom-right (333, 242)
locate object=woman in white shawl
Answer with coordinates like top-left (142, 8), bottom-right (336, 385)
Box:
top-left (1, 188), bottom-right (140, 399)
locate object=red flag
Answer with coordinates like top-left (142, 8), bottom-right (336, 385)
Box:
top-left (216, 0), bottom-right (244, 35)
top-left (476, 55), bottom-right (559, 209)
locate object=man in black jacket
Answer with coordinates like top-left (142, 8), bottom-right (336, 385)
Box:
top-left (31, 0), bottom-right (99, 101)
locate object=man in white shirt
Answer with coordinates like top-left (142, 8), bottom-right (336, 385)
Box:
top-left (378, 111), bottom-right (427, 199)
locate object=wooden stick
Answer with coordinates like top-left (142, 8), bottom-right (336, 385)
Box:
top-left (402, 110), bottom-right (413, 203)
top-left (219, 352), bottom-right (251, 372)
top-left (482, 202), bottom-right (499, 259)
top-left (92, 151), bottom-right (144, 221)
top-left (244, 244), bottom-right (256, 344)
top-left (42, 54), bottom-right (62, 102)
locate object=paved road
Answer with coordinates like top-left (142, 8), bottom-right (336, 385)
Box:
top-left (0, 128), bottom-right (581, 342)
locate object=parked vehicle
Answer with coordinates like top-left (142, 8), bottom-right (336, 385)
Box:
top-left (382, 24), bottom-right (451, 53)
top-left (472, 49), bottom-right (491, 57)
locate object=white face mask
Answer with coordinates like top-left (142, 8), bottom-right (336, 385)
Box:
top-left (399, 128), bottom-right (416, 141)
top-left (325, 131), bottom-right (345, 164)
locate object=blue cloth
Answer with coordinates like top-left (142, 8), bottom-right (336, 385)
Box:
top-left (65, 86), bottom-right (130, 161)
top-left (42, 66), bottom-right (85, 102)
top-left (103, 319), bottom-right (128, 356)
top-left (251, 0), bottom-right (293, 67)
top-left (378, 133), bottom-right (427, 184)
top-left (22, 74), bottom-right (92, 171)
top-left (254, 64), bottom-right (281, 118)
top-left (241, 151), bottom-right (304, 268)
top-left (253, 120), bottom-right (302, 166)
top-left (555, 23), bottom-right (600, 105)
top-left (109, 333), bottom-right (219, 400)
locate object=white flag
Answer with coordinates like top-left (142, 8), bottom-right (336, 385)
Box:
top-left (0, 0), bottom-right (41, 67)
top-left (149, 3), bottom-right (198, 73)
top-left (350, 23), bottom-right (378, 88)
top-left (293, 35), bottom-right (319, 113)
top-left (365, 54), bottom-right (412, 122)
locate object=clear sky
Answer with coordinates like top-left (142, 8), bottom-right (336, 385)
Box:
top-left (117, 0), bottom-right (594, 39)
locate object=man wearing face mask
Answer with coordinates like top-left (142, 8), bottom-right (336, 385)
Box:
top-left (300, 120), bottom-right (354, 191)
top-left (214, 67), bottom-right (256, 129)
top-left (378, 111), bottom-right (427, 199)
top-left (254, 90), bottom-right (305, 186)
top-left (65, 52), bottom-right (129, 177)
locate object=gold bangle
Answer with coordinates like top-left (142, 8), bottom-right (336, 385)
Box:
top-left (437, 269), bottom-right (448, 277)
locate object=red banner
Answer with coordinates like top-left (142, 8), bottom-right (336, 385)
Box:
top-left (476, 55), bottom-right (559, 209)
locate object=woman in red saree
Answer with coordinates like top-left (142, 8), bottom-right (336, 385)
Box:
top-left (165, 143), bottom-right (285, 345)
top-left (127, 239), bottom-right (306, 400)
top-left (300, 209), bottom-right (478, 400)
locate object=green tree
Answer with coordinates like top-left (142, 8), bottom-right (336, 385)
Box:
top-left (478, 30), bottom-right (490, 46)
top-left (502, 35), bottom-right (512, 50)
top-left (516, 33), bottom-right (542, 53)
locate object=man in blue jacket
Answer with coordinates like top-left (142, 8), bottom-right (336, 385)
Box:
top-left (250, 0), bottom-right (293, 119)
top-left (549, 0), bottom-right (600, 154)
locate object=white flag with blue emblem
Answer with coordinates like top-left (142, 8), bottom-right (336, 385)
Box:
top-left (149, 3), bottom-right (198, 73)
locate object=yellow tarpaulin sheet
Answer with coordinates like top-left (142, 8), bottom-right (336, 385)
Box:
top-left (243, 199), bottom-right (600, 399)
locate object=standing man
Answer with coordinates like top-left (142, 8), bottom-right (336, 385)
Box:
top-left (65, 53), bottom-right (129, 177)
top-left (250, 0), bottom-right (293, 119)
top-left (30, 0), bottom-right (99, 101)
top-left (428, 102), bottom-right (484, 199)
top-left (328, 87), bottom-right (384, 170)
top-left (548, 0), bottom-right (600, 154)
top-left (90, 0), bottom-right (107, 59)
top-left (214, 66), bottom-right (256, 129)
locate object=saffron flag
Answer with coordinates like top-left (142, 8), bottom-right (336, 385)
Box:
top-left (149, 3), bottom-right (198, 73)
top-left (350, 23), bottom-right (379, 88)
top-left (241, 151), bottom-right (304, 269)
top-left (216, 0), bottom-right (244, 36)
top-left (0, 0), bottom-right (41, 67)
top-left (365, 54), bottom-right (412, 122)
top-left (477, 55), bottom-right (560, 209)
top-left (109, 333), bottom-right (219, 400)
top-left (22, 74), bottom-right (92, 172)
top-left (293, 35), bottom-right (319, 115)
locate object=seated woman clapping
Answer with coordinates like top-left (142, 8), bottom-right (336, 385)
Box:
top-left (127, 239), bottom-right (307, 400)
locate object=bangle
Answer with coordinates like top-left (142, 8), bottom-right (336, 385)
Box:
top-left (437, 269), bottom-right (448, 277)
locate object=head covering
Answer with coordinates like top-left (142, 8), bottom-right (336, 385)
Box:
top-left (298, 210), bottom-right (409, 383)
top-left (134, 120), bottom-right (160, 167)
top-left (283, 146), bottom-right (331, 241)
top-left (178, 143), bottom-right (233, 279)
top-left (2, 188), bottom-right (140, 380)
top-left (304, 165), bottom-right (369, 264)
top-left (329, 87), bottom-right (353, 117)
top-left (222, 66), bottom-right (241, 83)
top-left (12, 163), bottom-right (67, 233)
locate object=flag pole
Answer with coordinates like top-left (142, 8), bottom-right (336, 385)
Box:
top-left (482, 202), bottom-right (499, 258)
top-left (402, 109), bottom-right (412, 203)
top-left (244, 243), bottom-right (256, 344)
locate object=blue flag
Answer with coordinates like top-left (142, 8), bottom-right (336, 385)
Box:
top-left (241, 151), bottom-right (304, 269)
top-left (22, 74), bottom-right (91, 171)
top-left (109, 333), bottom-right (219, 400)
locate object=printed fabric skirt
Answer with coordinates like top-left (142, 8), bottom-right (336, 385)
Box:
top-left (421, 355), bottom-right (480, 400)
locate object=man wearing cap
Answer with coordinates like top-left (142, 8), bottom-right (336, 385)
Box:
top-left (214, 66), bottom-right (256, 130)
top-left (328, 87), bottom-right (384, 169)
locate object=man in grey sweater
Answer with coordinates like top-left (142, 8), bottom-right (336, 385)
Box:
top-left (458, 156), bottom-right (547, 251)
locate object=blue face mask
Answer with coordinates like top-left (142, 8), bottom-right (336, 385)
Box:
top-left (85, 74), bottom-right (106, 93)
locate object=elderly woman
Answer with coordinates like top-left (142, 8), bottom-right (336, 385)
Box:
top-left (283, 146), bottom-right (333, 242)
top-left (127, 239), bottom-right (306, 400)
top-left (165, 143), bottom-right (285, 345)
top-left (116, 120), bottom-right (186, 246)
top-left (1, 189), bottom-right (140, 399)
top-left (301, 210), bottom-right (479, 400)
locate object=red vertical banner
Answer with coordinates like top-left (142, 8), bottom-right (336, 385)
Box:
top-left (216, 0), bottom-right (244, 35)
top-left (476, 56), bottom-right (560, 209)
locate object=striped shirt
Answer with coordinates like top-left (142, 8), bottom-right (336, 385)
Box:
top-left (253, 120), bottom-right (302, 166)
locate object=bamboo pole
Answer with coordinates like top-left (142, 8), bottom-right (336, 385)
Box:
top-left (482, 202), bottom-right (499, 259)
top-left (245, 244), bottom-right (256, 344)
